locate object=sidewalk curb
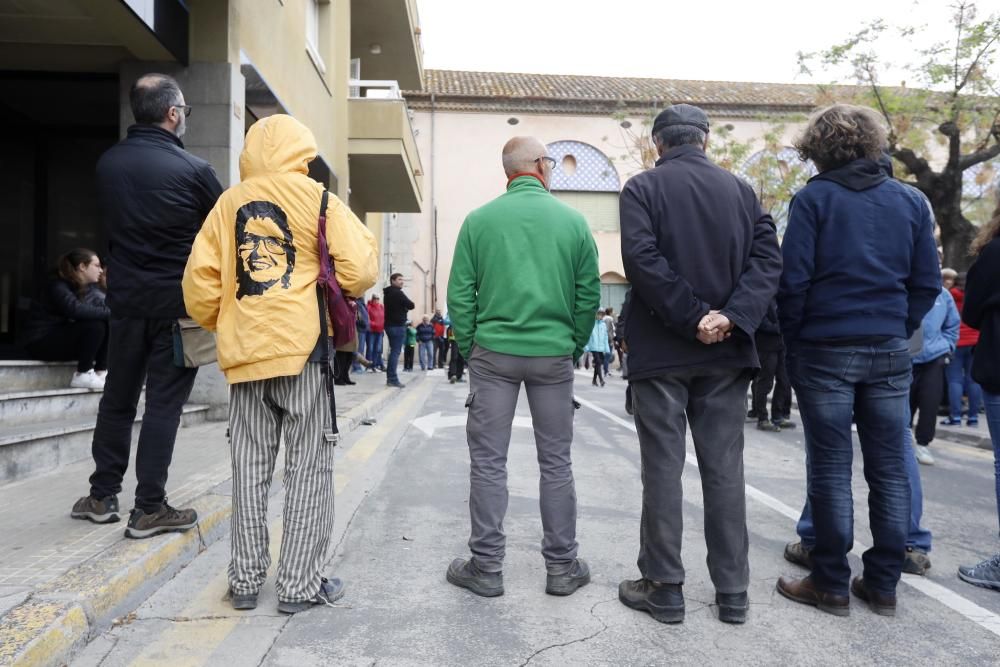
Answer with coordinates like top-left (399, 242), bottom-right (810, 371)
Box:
top-left (0, 381), bottom-right (406, 667)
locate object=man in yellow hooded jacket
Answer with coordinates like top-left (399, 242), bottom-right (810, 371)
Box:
top-left (183, 114), bottom-right (377, 614)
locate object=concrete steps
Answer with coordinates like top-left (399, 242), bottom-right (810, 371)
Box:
top-left (0, 361), bottom-right (210, 484)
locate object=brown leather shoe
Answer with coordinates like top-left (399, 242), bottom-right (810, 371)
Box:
top-left (776, 576), bottom-right (850, 616)
top-left (850, 576), bottom-right (896, 616)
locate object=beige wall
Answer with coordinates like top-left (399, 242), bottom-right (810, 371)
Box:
top-left (236, 0), bottom-right (350, 200)
top-left (408, 108), bottom-right (803, 318)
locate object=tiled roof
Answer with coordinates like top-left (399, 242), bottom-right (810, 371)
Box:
top-left (404, 69), bottom-right (865, 116)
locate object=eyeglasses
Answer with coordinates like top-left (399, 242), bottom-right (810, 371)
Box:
top-left (535, 156), bottom-right (556, 168)
top-left (173, 104), bottom-right (193, 118)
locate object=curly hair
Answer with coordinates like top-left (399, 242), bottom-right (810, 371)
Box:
top-left (794, 104), bottom-right (888, 172)
top-left (970, 191), bottom-right (1000, 257)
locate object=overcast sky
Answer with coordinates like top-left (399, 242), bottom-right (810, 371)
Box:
top-left (418, 0), bottom-right (963, 85)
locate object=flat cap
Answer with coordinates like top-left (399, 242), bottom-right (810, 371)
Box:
top-left (651, 103), bottom-right (710, 136)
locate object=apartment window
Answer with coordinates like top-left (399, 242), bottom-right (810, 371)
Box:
top-left (305, 0), bottom-right (329, 75)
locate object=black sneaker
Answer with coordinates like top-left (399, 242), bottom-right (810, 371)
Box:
top-left (773, 418), bottom-right (797, 429)
top-left (71, 495), bottom-right (121, 524)
top-left (715, 591), bottom-right (749, 624)
top-left (449, 375), bottom-right (457, 384)
top-left (546, 558), bottom-right (591, 596)
top-left (903, 547), bottom-right (931, 575)
top-left (757, 420), bottom-right (781, 432)
top-left (387, 381), bottom-right (405, 388)
top-left (958, 553), bottom-right (1000, 591)
top-left (227, 588), bottom-right (258, 610)
top-left (446, 557), bottom-right (504, 597)
top-left (618, 578), bottom-right (684, 623)
top-left (124, 502), bottom-right (198, 539)
top-left (277, 577), bottom-right (346, 614)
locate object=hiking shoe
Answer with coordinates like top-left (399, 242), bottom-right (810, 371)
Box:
top-left (757, 420), bottom-right (781, 432)
top-left (715, 591), bottom-right (749, 624)
top-left (227, 588), bottom-right (258, 611)
top-left (784, 540), bottom-right (814, 569)
top-left (903, 547), bottom-right (931, 575)
top-left (446, 557), bottom-right (504, 597)
top-left (546, 558), bottom-right (591, 596)
top-left (850, 576), bottom-right (896, 616)
top-left (277, 577), bottom-right (346, 614)
top-left (914, 445), bottom-right (935, 466)
top-left (71, 495), bottom-right (121, 524)
top-left (773, 418), bottom-right (797, 429)
top-left (124, 502), bottom-right (198, 538)
top-left (619, 578), bottom-right (685, 623)
top-left (70, 369), bottom-right (105, 390)
top-left (387, 381), bottom-right (405, 388)
top-left (958, 553), bottom-right (1000, 591)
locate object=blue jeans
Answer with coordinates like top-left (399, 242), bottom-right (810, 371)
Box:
top-left (418, 340), bottom-right (434, 370)
top-left (385, 326), bottom-right (406, 384)
top-left (366, 331), bottom-right (384, 369)
top-left (947, 346), bottom-right (983, 421)
top-left (790, 340), bottom-right (911, 596)
top-left (985, 390), bottom-right (1000, 535)
top-left (797, 402), bottom-right (931, 553)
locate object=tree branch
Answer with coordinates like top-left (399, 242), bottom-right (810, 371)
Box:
top-left (892, 147), bottom-right (932, 179)
top-left (939, 121), bottom-right (962, 169)
top-left (958, 141), bottom-right (1000, 170)
top-left (955, 32), bottom-right (1000, 95)
top-left (861, 62), bottom-right (897, 142)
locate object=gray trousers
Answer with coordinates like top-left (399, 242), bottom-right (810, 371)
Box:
top-left (632, 369), bottom-right (751, 594)
top-left (465, 346), bottom-right (578, 574)
top-left (228, 363), bottom-right (336, 603)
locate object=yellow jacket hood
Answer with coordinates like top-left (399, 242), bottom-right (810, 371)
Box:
top-left (239, 114), bottom-right (317, 179)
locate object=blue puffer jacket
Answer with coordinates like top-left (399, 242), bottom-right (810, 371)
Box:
top-left (912, 287), bottom-right (960, 364)
top-left (583, 318), bottom-right (611, 354)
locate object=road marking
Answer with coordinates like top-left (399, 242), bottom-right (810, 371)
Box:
top-left (411, 411), bottom-right (532, 437)
top-left (574, 395), bottom-right (1000, 639)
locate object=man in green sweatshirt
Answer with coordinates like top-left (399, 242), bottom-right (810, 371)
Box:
top-left (445, 136), bottom-right (601, 598)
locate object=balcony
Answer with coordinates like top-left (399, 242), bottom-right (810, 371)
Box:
top-left (348, 80), bottom-right (423, 213)
top-left (350, 0), bottom-right (423, 91)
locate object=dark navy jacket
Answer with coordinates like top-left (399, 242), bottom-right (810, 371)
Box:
top-left (96, 125), bottom-right (223, 319)
top-left (964, 237), bottom-right (1000, 393)
top-left (620, 144), bottom-right (782, 379)
top-left (778, 159), bottom-right (940, 345)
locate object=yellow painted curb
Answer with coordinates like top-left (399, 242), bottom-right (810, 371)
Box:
top-left (0, 599), bottom-right (88, 667)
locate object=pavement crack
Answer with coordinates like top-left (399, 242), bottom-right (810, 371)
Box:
top-left (256, 616), bottom-right (292, 667)
top-left (196, 522), bottom-right (207, 551)
top-left (517, 597), bottom-right (614, 666)
top-left (135, 613), bottom-right (286, 623)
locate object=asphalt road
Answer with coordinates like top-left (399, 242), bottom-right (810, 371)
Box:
top-left (74, 369), bottom-right (1000, 666)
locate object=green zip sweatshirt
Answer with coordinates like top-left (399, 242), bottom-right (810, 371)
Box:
top-left (447, 175), bottom-right (601, 360)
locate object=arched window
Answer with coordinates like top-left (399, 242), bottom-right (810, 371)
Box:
top-left (547, 141), bottom-right (620, 192)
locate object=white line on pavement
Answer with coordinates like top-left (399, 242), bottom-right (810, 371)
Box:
top-left (573, 394), bottom-right (1000, 639)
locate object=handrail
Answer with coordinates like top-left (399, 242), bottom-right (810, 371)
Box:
top-left (349, 79), bottom-right (401, 99)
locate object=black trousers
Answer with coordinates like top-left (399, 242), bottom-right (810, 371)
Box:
top-left (435, 337), bottom-right (449, 368)
top-left (448, 341), bottom-right (465, 379)
top-left (591, 352), bottom-right (605, 383)
top-left (404, 345), bottom-right (414, 371)
top-left (333, 350), bottom-right (355, 383)
top-left (751, 347), bottom-right (792, 421)
top-left (27, 320), bottom-right (109, 373)
top-left (910, 356), bottom-right (947, 446)
top-left (89, 318), bottom-right (198, 512)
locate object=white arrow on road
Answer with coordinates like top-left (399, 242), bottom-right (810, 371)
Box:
top-left (411, 412), bottom-right (534, 437)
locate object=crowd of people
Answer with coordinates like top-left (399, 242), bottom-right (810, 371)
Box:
top-left (43, 72), bottom-right (1000, 620)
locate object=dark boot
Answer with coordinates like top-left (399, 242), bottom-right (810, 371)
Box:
top-left (850, 576), bottom-right (896, 616)
top-left (546, 558), bottom-right (591, 596)
top-left (446, 558), bottom-right (504, 597)
top-left (775, 576), bottom-right (850, 616)
top-left (618, 578), bottom-right (684, 623)
top-left (715, 591), bottom-right (749, 624)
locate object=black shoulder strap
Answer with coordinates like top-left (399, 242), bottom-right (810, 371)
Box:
top-left (317, 188), bottom-right (339, 442)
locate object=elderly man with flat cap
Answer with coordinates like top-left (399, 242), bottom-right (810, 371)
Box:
top-left (617, 104), bottom-right (782, 624)
top-left (446, 136), bottom-right (600, 598)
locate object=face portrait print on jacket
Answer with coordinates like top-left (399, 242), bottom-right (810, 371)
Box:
top-left (235, 200), bottom-right (296, 299)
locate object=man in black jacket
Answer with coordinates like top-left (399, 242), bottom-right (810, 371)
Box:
top-left (382, 273), bottom-right (415, 387)
top-left (70, 74), bottom-right (223, 538)
top-left (617, 104), bottom-right (782, 625)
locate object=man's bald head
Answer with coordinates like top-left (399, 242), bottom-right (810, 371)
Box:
top-left (502, 136), bottom-right (548, 177)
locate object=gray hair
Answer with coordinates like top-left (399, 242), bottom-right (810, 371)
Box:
top-left (501, 136), bottom-right (546, 176)
top-left (655, 125), bottom-right (707, 150)
top-left (129, 73), bottom-right (183, 124)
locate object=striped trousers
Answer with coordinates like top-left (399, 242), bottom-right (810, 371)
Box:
top-left (228, 363), bottom-right (336, 603)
